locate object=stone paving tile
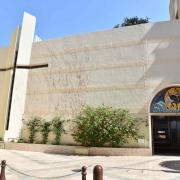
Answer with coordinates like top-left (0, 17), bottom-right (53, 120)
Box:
top-left (1, 149), bottom-right (180, 179)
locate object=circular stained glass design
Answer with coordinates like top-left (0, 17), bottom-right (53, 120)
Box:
top-left (151, 87), bottom-right (180, 113)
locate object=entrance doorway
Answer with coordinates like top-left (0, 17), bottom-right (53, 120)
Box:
top-left (152, 116), bottom-right (180, 154)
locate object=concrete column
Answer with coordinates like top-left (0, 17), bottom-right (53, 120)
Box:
top-left (4, 12), bottom-right (36, 141)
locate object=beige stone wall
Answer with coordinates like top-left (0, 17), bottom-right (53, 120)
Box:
top-left (22, 20), bottom-right (180, 147)
top-left (0, 29), bottom-right (19, 138)
top-left (0, 48), bottom-right (8, 138)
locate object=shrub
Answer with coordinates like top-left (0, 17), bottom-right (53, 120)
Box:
top-left (114, 16), bottom-right (149, 28)
top-left (27, 117), bottom-right (41, 143)
top-left (40, 120), bottom-right (51, 144)
top-left (17, 138), bottom-right (25, 143)
top-left (72, 105), bottom-right (140, 147)
top-left (51, 117), bottom-right (65, 145)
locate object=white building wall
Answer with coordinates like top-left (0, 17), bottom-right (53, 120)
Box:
top-left (21, 19), bottom-right (180, 147)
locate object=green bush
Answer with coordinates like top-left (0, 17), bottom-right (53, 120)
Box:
top-left (114, 16), bottom-right (149, 28)
top-left (51, 117), bottom-right (65, 145)
top-left (17, 138), bottom-right (25, 143)
top-left (72, 105), bottom-right (140, 147)
top-left (40, 120), bottom-right (51, 144)
top-left (27, 117), bottom-right (41, 143)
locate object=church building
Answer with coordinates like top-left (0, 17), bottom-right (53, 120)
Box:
top-left (1, 0), bottom-right (180, 155)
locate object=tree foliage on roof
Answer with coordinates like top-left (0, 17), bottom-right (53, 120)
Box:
top-left (114, 16), bottom-right (149, 28)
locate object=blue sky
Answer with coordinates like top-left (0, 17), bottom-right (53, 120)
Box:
top-left (0, 0), bottom-right (169, 47)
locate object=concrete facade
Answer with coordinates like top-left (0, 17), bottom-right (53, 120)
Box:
top-left (21, 19), bottom-right (180, 148)
top-left (1, 2), bottom-right (180, 153)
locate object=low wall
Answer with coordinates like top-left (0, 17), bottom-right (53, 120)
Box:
top-left (3, 143), bottom-right (152, 156)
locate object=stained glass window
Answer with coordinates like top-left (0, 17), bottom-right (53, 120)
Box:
top-left (151, 87), bottom-right (180, 113)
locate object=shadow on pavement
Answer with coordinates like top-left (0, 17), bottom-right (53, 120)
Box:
top-left (104, 166), bottom-right (180, 174)
top-left (160, 161), bottom-right (180, 171)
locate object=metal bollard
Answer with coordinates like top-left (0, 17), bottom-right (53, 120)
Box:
top-left (0, 160), bottom-right (6, 180)
top-left (81, 166), bottom-right (87, 180)
top-left (93, 165), bottom-right (103, 180)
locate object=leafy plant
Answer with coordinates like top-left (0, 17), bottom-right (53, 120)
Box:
top-left (114, 16), bottom-right (149, 28)
top-left (27, 117), bottom-right (41, 143)
top-left (17, 138), bottom-right (25, 143)
top-left (51, 117), bottom-right (65, 145)
top-left (40, 120), bottom-right (51, 144)
top-left (72, 105), bottom-right (140, 147)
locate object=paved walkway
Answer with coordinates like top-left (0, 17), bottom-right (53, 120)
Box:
top-left (1, 149), bottom-right (180, 179)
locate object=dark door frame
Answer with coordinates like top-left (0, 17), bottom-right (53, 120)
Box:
top-left (151, 115), bottom-right (180, 154)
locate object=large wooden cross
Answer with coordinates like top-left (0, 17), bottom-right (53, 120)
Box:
top-left (0, 50), bottom-right (48, 130)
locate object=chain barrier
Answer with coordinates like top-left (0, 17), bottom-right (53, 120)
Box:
top-left (0, 160), bottom-right (103, 180)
